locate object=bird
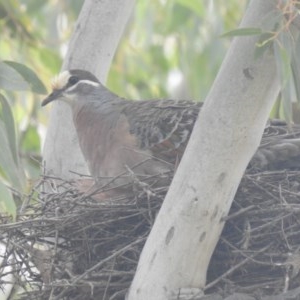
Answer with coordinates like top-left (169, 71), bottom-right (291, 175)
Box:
top-left (42, 69), bottom-right (300, 188)
top-left (42, 69), bottom-right (201, 187)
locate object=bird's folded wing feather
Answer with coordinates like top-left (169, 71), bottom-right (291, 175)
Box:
top-left (123, 99), bottom-right (202, 164)
top-left (124, 100), bottom-right (300, 170)
top-left (253, 122), bottom-right (300, 170)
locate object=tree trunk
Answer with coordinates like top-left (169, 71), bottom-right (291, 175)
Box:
top-left (42, 0), bottom-right (135, 180)
top-left (127, 0), bottom-right (280, 299)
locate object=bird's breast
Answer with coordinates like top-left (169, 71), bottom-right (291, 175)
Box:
top-left (73, 108), bottom-right (170, 185)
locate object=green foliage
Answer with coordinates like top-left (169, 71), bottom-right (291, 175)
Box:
top-left (0, 62), bottom-right (30, 91)
top-left (0, 94), bottom-right (18, 164)
top-left (0, 61), bottom-right (46, 93)
top-left (0, 61), bottom-right (46, 218)
top-left (0, 180), bottom-right (16, 220)
top-left (221, 27), bottom-right (262, 37)
top-left (4, 61), bottom-right (47, 94)
top-left (0, 93), bottom-right (22, 219)
top-left (108, 0), bottom-right (247, 100)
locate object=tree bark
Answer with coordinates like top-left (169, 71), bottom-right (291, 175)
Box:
top-left (42, 0), bottom-right (135, 180)
top-left (127, 0), bottom-right (280, 299)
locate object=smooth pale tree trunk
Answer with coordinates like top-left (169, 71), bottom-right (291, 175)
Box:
top-left (42, 0), bottom-right (135, 180)
top-left (127, 0), bottom-right (281, 299)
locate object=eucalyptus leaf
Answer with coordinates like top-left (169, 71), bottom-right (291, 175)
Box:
top-left (0, 180), bottom-right (16, 220)
top-left (221, 27), bottom-right (262, 38)
top-left (4, 61), bottom-right (47, 94)
top-left (291, 35), bottom-right (300, 104)
top-left (274, 41), bottom-right (293, 122)
top-left (0, 120), bottom-right (24, 191)
top-left (274, 41), bottom-right (291, 84)
top-left (0, 61), bottom-right (29, 91)
top-left (282, 78), bottom-right (295, 122)
top-left (0, 94), bottom-right (18, 165)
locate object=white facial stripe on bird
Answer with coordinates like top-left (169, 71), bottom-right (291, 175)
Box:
top-left (51, 71), bottom-right (71, 90)
top-left (64, 79), bottom-right (100, 94)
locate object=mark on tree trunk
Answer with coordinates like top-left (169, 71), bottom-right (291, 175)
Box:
top-left (199, 231), bottom-right (206, 242)
top-left (165, 226), bottom-right (175, 245)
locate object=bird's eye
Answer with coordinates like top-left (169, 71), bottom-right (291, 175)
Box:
top-left (68, 76), bottom-right (79, 85)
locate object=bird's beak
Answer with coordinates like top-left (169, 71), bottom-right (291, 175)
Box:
top-left (41, 89), bottom-right (64, 107)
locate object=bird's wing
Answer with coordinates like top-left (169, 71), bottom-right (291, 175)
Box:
top-left (252, 121), bottom-right (300, 170)
top-left (124, 99), bottom-right (300, 171)
top-left (123, 99), bottom-right (202, 164)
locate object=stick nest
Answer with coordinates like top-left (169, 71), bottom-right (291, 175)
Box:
top-left (1, 169), bottom-right (300, 300)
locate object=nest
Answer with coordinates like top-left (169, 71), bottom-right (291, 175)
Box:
top-left (1, 168), bottom-right (300, 300)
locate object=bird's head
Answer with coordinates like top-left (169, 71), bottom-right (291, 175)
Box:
top-left (41, 69), bottom-right (100, 107)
